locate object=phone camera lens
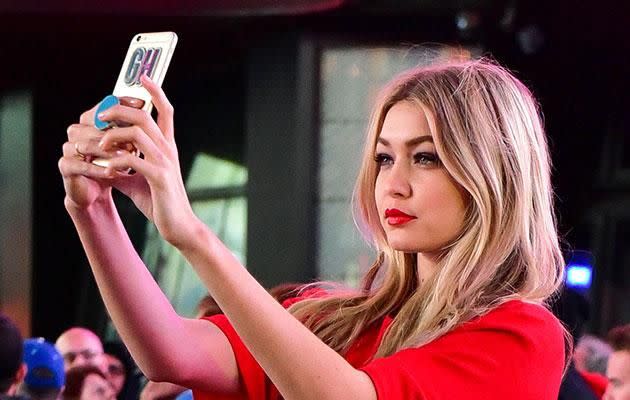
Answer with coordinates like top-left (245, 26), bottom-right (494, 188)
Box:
top-left (137, 36), bottom-right (141, 42)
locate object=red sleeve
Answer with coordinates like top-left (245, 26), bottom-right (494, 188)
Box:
top-left (359, 301), bottom-right (566, 400)
top-left (193, 289), bottom-right (327, 400)
top-left (198, 314), bottom-right (268, 400)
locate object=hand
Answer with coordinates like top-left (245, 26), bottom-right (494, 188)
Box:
top-left (90, 74), bottom-right (198, 248)
top-left (58, 97), bottom-right (146, 212)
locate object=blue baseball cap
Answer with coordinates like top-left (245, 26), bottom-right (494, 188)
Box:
top-left (23, 338), bottom-right (65, 389)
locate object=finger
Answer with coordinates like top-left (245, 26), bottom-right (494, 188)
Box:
top-left (80, 97), bottom-right (143, 128)
top-left (79, 104), bottom-right (100, 125)
top-left (66, 123), bottom-right (104, 144)
top-left (140, 73), bottom-right (175, 141)
top-left (99, 126), bottom-right (163, 163)
top-left (104, 153), bottom-right (158, 182)
top-left (58, 155), bottom-right (112, 179)
top-left (97, 105), bottom-right (169, 151)
top-left (119, 96), bottom-right (145, 109)
top-left (62, 142), bottom-right (91, 163)
top-left (63, 141), bottom-right (128, 161)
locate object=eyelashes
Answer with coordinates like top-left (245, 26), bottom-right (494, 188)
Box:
top-left (373, 153), bottom-right (393, 166)
top-left (414, 152), bottom-right (440, 166)
top-left (374, 152), bottom-right (441, 167)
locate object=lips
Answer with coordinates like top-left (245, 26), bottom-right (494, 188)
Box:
top-left (385, 208), bottom-right (416, 226)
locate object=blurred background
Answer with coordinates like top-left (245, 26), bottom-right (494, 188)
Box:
top-left (0, 0), bottom-right (628, 343)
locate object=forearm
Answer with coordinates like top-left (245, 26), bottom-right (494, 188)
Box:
top-left (180, 222), bottom-right (374, 400)
top-left (67, 197), bottom-right (209, 381)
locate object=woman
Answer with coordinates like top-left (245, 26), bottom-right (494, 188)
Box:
top-left (58, 59), bottom-right (566, 399)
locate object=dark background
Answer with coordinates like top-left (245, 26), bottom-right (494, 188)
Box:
top-left (0, 0), bottom-right (628, 341)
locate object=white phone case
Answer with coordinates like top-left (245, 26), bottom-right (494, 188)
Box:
top-left (112, 31), bottom-right (178, 113)
top-left (92, 32), bottom-right (177, 169)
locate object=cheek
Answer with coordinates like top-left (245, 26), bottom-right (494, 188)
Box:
top-left (419, 178), bottom-right (468, 234)
top-left (426, 176), bottom-right (466, 210)
top-left (374, 177), bottom-right (385, 211)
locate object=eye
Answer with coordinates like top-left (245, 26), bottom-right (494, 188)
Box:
top-left (374, 153), bottom-right (393, 167)
top-left (413, 152), bottom-right (440, 166)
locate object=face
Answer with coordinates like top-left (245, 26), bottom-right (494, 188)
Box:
top-left (374, 101), bottom-right (468, 259)
top-left (604, 350), bottom-right (630, 400)
top-left (103, 353), bottom-right (126, 395)
top-left (56, 328), bottom-right (105, 372)
top-left (572, 345), bottom-right (588, 371)
top-left (80, 373), bottom-right (116, 400)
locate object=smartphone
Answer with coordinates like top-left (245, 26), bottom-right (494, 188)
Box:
top-left (93, 32), bottom-right (177, 168)
top-left (112, 31), bottom-right (178, 113)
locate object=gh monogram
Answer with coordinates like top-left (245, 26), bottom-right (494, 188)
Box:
top-left (124, 47), bottom-right (162, 86)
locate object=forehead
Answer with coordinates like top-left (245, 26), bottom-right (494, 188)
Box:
top-left (379, 101), bottom-right (433, 141)
top-left (60, 331), bottom-right (102, 351)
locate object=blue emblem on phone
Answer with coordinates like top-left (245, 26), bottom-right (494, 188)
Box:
top-left (94, 95), bottom-right (120, 130)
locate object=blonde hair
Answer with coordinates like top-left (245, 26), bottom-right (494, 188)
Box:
top-left (290, 58), bottom-right (565, 359)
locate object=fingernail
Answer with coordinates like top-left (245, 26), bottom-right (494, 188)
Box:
top-left (115, 149), bottom-right (127, 156)
top-left (98, 139), bottom-right (105, 149)
top-left (97, 112), bottom-right (107, 120)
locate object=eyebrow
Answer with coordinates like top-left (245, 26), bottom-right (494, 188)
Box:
top-left (377, 135), bottom-right (433, 147)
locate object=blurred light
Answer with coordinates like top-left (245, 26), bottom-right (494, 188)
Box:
top-left (455, 10), bottom-right (483, 42)
top-left (566, 264), bottom-right (593, 289)
top-left (517, 24), bottom-right (545, 55)
top-left (456, 15), bottom-right (470, 30)
top-left (499, 5), bottom-right (517, 32)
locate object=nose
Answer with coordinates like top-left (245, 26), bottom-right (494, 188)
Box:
top-left (71, 353), bottom-right (89, 367)
top-left (383, 162), bottom-right (412, 198)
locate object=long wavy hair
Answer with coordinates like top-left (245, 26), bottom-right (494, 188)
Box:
top-left (290, 58), bottom-right (565, 359)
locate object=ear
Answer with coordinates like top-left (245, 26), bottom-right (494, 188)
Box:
top-left (15, 363), bottom-right (28, 383)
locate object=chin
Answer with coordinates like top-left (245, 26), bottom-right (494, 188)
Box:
top-left (387, 238), bottom-right (423, 253)
top-left (386, 234), bottom-right (445, 254)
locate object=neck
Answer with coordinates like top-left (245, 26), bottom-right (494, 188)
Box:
top-left (416, 252), bottom-right (440, 285)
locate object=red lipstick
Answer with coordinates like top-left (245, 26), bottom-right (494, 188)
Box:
top-left (385, 208), bottom-right (416, 226)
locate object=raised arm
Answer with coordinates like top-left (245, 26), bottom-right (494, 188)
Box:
top-left (93, 75), bottom-right (378, 400)
top-left (58, 99), bottom-right (239, 394)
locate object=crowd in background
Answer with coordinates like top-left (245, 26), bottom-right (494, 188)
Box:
top-left (1, 284), bottom-right (629, 399)
top-left (0, 283), bottom-right (301, 400)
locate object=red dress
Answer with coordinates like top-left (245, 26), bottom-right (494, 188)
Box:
top-left (194, 299), bottom-right (565, 400)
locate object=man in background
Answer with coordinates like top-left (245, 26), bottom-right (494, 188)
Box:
top-left (55, 327), bottom-right (105, 372)
top-left (604, 324), bottom-right (630, 400)
top-left (18, 338), bottom-right (64, 400)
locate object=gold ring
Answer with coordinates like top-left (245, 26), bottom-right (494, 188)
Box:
top-left (74, 142), bottom-right (86, 161)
